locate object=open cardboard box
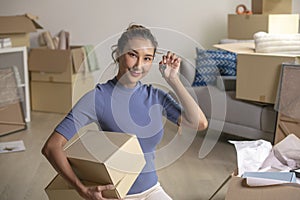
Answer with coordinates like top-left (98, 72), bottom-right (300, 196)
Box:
top-left (45, 130), bottom-right (146, 199)
top-left (0, 13), bottom-right (43, 47)
top-left (214, 42), bottom-right (300, 104)
top-left (29, 46), bottom-right (94, 113)
top-left (225, 170), bottom-right (300, 200)
top-left (28, 46), bottom-right (87, 83)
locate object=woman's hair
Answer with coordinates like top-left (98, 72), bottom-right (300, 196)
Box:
top-left (111, 24), bottom-right (158, 62)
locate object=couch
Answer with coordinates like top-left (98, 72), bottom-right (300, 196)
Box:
top-left (179, 59), bottom-right (277, 143)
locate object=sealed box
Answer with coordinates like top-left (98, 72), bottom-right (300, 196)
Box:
top-left (28, 46), bottom-right (86, 83)
top-left (0, 13), bottom-right (42, 47)
top-left (228, 14), bottom-right (299, 40)
top-left (214, 43), bottom-right (299, 104)
top-left (45, 130), bottom-right (146, 199)
top-left (252, 0), bottom-right (292, 14)
top-left (30, 74), bottom-right (94, 113)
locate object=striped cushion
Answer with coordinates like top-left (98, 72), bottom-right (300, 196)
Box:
top-left (192, 48), bottom-right (237, 86)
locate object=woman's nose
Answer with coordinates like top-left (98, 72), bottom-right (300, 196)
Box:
top-left (135, 57), bottom-right (143, 68)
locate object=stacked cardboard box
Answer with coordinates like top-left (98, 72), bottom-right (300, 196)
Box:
top-left (223, 0), bottom-right (300, 104)
top-left (228, 14), bottom-right (299, 40)
top-left (0, 13), bottom-right (42, 47)
top-left (252, 0), bottom-right (293, 14)
top-left (45, 130), bottom-right (146, 199)
top-left (28, 47), bottom-right (94, 113)
top-left (214, 43), bottom-right (299, 104)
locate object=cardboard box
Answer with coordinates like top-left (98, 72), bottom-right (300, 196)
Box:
top-left (30, 74), bottom-right (94, 113)
top-left (29, 46), bottom-right (86, 83)
top-left (225, 173), bottom-right (300, 200)
top-left (0, 13), bottom-right (42, 47)
top-left (214, 43), bottom-right (299, 104)
top-left (252, 0), bottom-right (292, 14)
top-left (45, 130), bottom-right (146, 199)
top-left (228, 14), bottom-right (299, 40)
top-left (0, 102), bottom-right (26, 136)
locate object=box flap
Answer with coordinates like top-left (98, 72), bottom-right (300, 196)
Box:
top-left (71, 47), bottom-right (86, 73)
top-left (67, 157), bottom-right (115, 185)
top-left (0, 14), bottom-right (43, 34)
top-left (28, 48), bottom-right (71, 73)
top-left (64, 130), bottom-right (145, 187)
top-left (64, 131), bottom-right (131, 162)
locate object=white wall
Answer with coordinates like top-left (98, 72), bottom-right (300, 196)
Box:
top-left (1, 0), bottom-right (299, 83)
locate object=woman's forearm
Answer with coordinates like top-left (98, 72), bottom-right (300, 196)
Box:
top-left (167, 76), bottom-right (208, 131)
top-left (41, 132), bottom-right (87, 196)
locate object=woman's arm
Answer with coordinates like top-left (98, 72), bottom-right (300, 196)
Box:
top-left (42, 131), bottom-right (117, 200)
top-left (159, 51), bottom-right (208, 131)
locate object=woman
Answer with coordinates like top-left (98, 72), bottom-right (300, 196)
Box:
top-left (42, 24), bottom-right (208, 200)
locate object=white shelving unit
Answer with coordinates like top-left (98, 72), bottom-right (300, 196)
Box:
top-left (0, 47), bottom-right (31, 122)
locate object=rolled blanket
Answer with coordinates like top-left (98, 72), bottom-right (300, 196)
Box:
top-left (254, 32), bottom-right (300, 54)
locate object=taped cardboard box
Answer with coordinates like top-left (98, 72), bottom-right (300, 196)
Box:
top-left (45, 130), bottom-right (146, 199)
top-left (0, 13), bottom-right (42, 47)
top-left (28, 46), bottom-right (87, 83)
top-left (30, 74), bottom-right (94, 113)
top-left (252, 0), bottom-right (292, 14)
top-left (228, 14), bottom-right (299, 40)
top-left (214, 43), bottom-right (300, 104)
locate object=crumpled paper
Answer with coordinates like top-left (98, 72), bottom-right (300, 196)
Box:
top-left (273, 134), bottom-right (300, 169)
top-left (229, 139), bottom-right (272, 176)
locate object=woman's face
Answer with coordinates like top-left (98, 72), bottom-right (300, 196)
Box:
top-left (116, 38), bottom-right (155, 88)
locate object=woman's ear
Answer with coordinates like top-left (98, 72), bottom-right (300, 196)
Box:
top-left (116, 49), bottom-right (120, 62)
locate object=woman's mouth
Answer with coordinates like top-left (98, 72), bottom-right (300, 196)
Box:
top-left (129, 68), bottom-right (143, 77)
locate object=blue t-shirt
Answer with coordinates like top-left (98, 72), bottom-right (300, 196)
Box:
top-left (55, 77), bottom-right (181, 194)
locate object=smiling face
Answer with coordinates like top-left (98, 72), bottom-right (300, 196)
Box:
top-left (116, 38), bottom-right (155, 88)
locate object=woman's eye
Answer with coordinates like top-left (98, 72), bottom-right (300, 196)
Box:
top-left (128, 52), bottom-right (137, 57)
top-left (144, 57), bottom-right (153, 62)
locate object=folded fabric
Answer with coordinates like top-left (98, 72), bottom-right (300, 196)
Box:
top-left (254, 31), bottom-right (300, 53)
top-left (83, 45), bottom-right (100, 72)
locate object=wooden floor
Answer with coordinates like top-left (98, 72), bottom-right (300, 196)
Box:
top-left (0, 111), bottom-right (237, 200)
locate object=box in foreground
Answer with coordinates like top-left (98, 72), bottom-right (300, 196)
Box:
top-left (225, 174), bottom-right (300, 200)
top-left (45, 130), bottom-right (146, 199)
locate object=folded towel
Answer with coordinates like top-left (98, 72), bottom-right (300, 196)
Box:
top-left (254, 32), bottom-right (300, 54)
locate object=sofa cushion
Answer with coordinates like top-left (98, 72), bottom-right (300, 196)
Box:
top-left (192, 48), bottom-right (237, 86)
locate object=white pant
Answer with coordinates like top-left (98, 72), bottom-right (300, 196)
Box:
top-left (124, 182), bottom-right (172, 200)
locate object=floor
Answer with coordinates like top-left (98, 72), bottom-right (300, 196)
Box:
top-left (0, 111), bottom-right (238, 200)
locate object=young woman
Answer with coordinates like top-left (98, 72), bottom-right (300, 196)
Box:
top-left (42, 24), bottom-right (208, 200)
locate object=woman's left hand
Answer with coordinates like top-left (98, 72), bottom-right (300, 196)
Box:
top-left (159, 51), bottom-right (181, 80)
